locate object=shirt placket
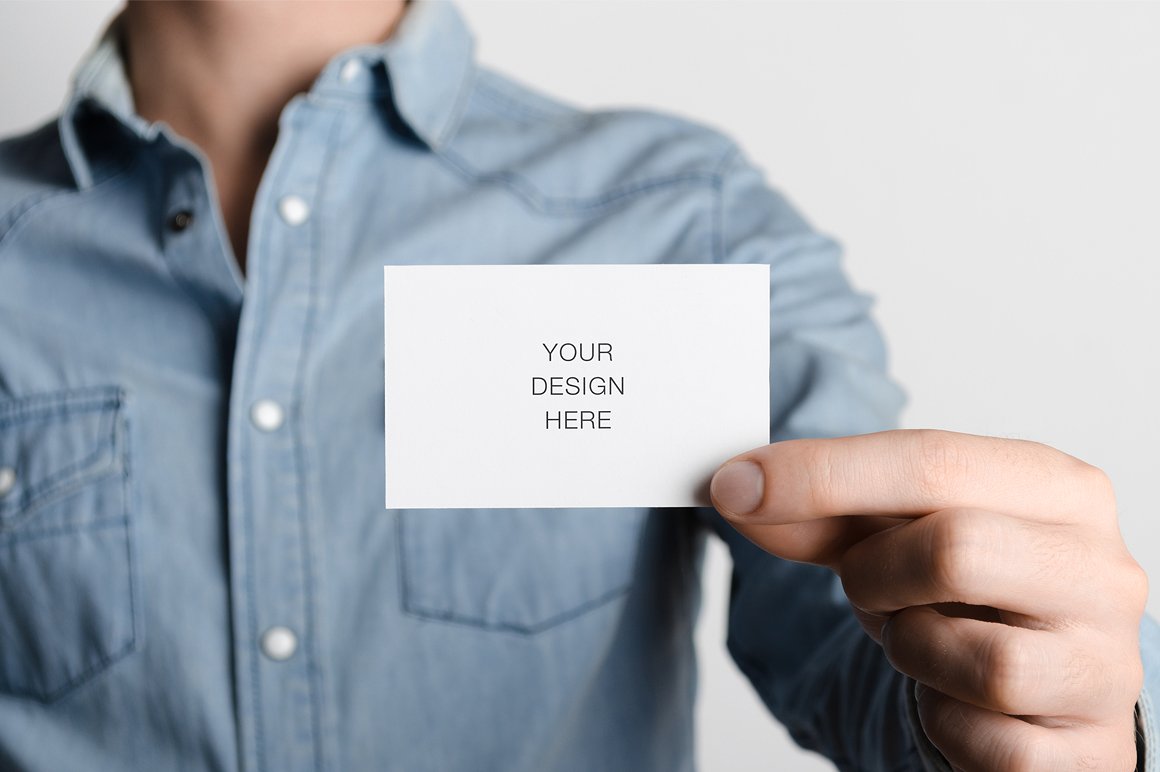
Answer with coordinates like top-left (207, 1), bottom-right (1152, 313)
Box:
top-left (227, 97), bottom-right (339, 772)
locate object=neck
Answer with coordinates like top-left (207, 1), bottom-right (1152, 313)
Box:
top-left (121, 0), bottom-right (407, 270)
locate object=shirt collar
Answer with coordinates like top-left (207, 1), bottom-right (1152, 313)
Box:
top-left (59, 0), bottom-right (476, 190)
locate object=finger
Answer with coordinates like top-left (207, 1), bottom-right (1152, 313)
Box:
top-left (710, 429), bottom-right (1113, 526)
top-left (914, 684), bottom-right (1136, 772)
top-left (838, 509), bottom-right (1101, 621)
top-left (884, 606), bottom-right (1130, 719)
top-left (721, 514), bottom-right (906, 567)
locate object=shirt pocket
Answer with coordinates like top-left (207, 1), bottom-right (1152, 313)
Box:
top-left (0, 387), bottom-right (139, 702)
top-left (398, 508), bottom-right (648, 634)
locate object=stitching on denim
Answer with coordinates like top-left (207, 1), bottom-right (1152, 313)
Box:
top-left (0, 515), bottom-right (126, 547)
top-left (237, 381), bottom-right (262, 772)
top-left (36, 633), bottom-right (136, 705)
top-left (0, 461), bottom-right (120, 531)
top-left (400, 578), bottom-right (634, 636)
top-left (8, 604), bottom-right (137, 705)
top-left (239, 101), bottom-right (311, 772)
top-left (397, 509), bottom-right (643, 634)
top-left (239, 206), bottom-right (269, 772)
top-left (0, 513), bottom-right (135, 704)
top-left (32, 542), bottom-right (136, 703)
top-left (293, 108), bottom-right (347, 772)
top-left (119, 397), bottom-right (142, 706)
top-left (471, 76), bottom-right (577, 124)
top-left (0, 386), bottom-right (122, 424)
top-left (0, 389), bottom-right (124, 527)
top-left (0, 408), bottom-right (116, 516)
top-left (433, 145), bottom-right (717, 217)
top-left (5, 419), bottom-right (110, 495)
top-left (0, 160), bottom-right (138, 260)
top-left (246, 191), bottom-right (277, 772)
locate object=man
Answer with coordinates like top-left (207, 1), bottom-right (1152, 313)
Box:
top-left (0, 1), bottom-right (1152, 770)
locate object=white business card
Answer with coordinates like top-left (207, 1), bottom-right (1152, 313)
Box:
top-left (383, 264), bottom-right (770, 509)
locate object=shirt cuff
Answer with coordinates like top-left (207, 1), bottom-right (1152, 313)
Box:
top-left (1136, 699), bottom-right (1148, 772)
top-left (901, 677), bottom-right (952, 772)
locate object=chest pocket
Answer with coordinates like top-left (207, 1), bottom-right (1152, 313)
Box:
top-left (399, 508), bottom-right (648, 634)
top-left (0, 387), bottom-right (138, 702)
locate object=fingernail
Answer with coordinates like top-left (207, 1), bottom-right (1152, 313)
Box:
top-left (710, 460), bottom-right (764, 516)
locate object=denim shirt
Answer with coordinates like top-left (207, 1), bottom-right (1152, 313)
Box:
top-left (1, 2), bottom-right (1157, 770)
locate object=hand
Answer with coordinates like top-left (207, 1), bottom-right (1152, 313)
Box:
top-left (710, 430), bottom-right (1147, 771)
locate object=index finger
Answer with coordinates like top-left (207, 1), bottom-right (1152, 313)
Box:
top-left (708, 429), bottom-right (1110, 526)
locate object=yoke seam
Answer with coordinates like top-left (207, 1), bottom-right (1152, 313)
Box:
top-left (432, 145), bottom-right (719, 218)
top-left (471, 76), bottom-right (579, 123)
top-left (0, 162), bottom-right (138, 259)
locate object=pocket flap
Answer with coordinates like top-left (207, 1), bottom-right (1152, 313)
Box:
top-left (0, 387), bottom-right (124, 526)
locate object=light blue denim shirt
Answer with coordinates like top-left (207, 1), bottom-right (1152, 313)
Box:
top-left (1, 2), bottom-right (1157, 770)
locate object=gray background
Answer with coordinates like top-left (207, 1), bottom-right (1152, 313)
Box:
top-left (2, 2), bottom-right (1158, 769)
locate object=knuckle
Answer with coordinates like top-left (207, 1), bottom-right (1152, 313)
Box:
top-left (979, 632), bottom-right (1034, 712)
top-left (1121, 559), bottom-right (1150, 615)
top-left (1074, 460), bottom-right (1118, 515)
top-left (926, 513), bottom-right (987, 597)
top-left (1108, 637), bottom-right (1146, 703)
top-left (1126, 655), bottom-right (1146, 699)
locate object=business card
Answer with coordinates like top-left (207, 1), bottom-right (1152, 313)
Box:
top-left (383, 264), bottom-right (770, 509)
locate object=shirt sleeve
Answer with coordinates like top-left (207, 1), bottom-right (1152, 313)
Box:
top-left (702, 145), bottom-right (1156, 771)
top-left (1134, 615), bottom-right (1160, 771)
top-left (696, 145), bottom-right (922, 770)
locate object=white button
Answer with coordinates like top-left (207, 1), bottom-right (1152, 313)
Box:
top-left (278, 195), bottom-right (310, 226)
top-left (0, 467), bottom-right (15, 497)
top-left (339, 60), bottom-right (362, 83)
top-left (250, 399), bottom-right (285, 432)
top-left (260, 626), bottom-right (298, 661)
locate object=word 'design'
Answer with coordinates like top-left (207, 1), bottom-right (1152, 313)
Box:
top-left (534, 342), bottom-right (621, 430)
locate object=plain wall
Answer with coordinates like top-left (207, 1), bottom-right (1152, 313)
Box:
top-left (2, 2), bottom-right (1158, 770)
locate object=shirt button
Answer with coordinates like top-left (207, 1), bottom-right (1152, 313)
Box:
top-left (250, 399), bottom-right (285, 432)
top-left (339, 60), bottom-right (362, 83)
top-left (167, 210), bottom-right (194, 232)
top-left (278, 195), bottom-right (310, 226)
top-left (0, 467), bottom-right (15, 497)
top-left (260, 626), bottom-right (298, 661)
